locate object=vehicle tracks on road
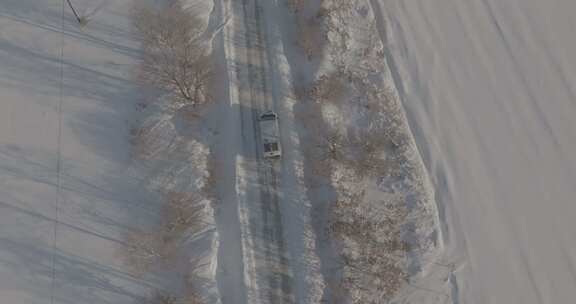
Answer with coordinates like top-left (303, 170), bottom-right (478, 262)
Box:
top-left (234, 0), bottom-right (294, 302)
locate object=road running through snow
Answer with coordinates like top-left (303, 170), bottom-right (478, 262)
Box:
top-left (218, 0), bottom-right (295, 302)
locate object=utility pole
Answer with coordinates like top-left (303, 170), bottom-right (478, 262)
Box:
top-left (65, 0), bottom-right (83, 24)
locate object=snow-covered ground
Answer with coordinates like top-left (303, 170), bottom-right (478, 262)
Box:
top-left (6, 0), bottom-right (573, 303)
top-left (0, 0), bottom-right (160, 303)
top-left (373, 0), bottom-right (576, 303)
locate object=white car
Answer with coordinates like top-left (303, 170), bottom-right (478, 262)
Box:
top-left (259, 111), bottom-right (281, 158)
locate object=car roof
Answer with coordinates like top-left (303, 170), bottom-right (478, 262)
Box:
top-left (260, 111), bottom-right (277, 120)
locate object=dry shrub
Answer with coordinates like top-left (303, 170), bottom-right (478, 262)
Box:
top-left (321, 0), bottom-right (353, 53)
top-left (125, 229), bottom-right (176, 273)
top-left (288, 0), bottom-right (327, 60)
top-left (125, 191), bottom-right (207, 273)
top-left (294, 0), bottom-right (414, 301)
top-left (341, 127), bottom-right (388, 178)
top-left (130, 125), bottom-right (154, 160)
top-left (309, 72), bottom-right (348, 104)
top-left (130, 124), bottom-right (163, 160)
top-left (309, 122), bottom-right (388, 179)
top-left (147, 288), bottom-right (205, 304)
top-left (130, 119), bottom-right (177, 160)
top-left (148, 291), bottom-right (178, 304)
top-left (329, 194), bottom-right (410, 303)
top-left (301, 114), bottom-right (342, 178)
top-left (316, 0), bottom-right (354, 19)
top-left (162, 191), bottom-right (205, 236)
top-left (297, 16), bottom-right (325, 60)
top-left (287, 0), bottom-right (306, 12)
top-left (315, 126), bottom-right (346, 162)
top-left (201, 154), bottom-right (218, 203)
top-left (369, 87), bottom-right (412, 155)
top-left (325, 0), bottom-right (354, 13)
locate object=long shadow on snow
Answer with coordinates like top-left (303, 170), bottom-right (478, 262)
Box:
top-left (0, 2), bottom-right (168, 303)
top-left (0, 0), bottom-right (139, 58)
top-left (0, 237), bottom-right (156, 304)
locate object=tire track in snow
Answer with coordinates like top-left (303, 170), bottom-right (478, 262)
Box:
top-left (241, 0), bottom-right (293, 301)
top-left (225, 0), bottom-right (294, 302)
top-left (212, 0), bottom-right (249, 301)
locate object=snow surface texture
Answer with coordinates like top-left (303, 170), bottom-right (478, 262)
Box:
top-left (0, 0), bottom-right (158, 303)
top-left (374, 0), bottom-right (576, 303)
top-left (0, 0), bottom-right (220, 303)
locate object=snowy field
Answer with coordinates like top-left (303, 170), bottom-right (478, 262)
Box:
top-left (4, 0), bottom-right (575, 303)
top-left (374, 0), bottom-right (576, 303)
top-left (0, 0), bottom-right (160, 303)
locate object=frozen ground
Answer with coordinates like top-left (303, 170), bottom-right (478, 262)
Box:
top-left (0, 0), bottom-right (162, 303)
top-left (373, 0), bottom-right (576, 303)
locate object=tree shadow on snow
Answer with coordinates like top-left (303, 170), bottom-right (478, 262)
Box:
top-left (0, 238), bottom-right (155, 304)
top-left (0, 0), bottom-right (139, 58)
top-left (0, 1), bottom-right (171, 303)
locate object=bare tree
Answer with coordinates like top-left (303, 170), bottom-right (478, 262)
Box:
top-left (133, 2), bottom-right (213, 107)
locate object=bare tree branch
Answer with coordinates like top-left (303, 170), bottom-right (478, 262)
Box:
top-left (133, 2), bottom-right (213, 107)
